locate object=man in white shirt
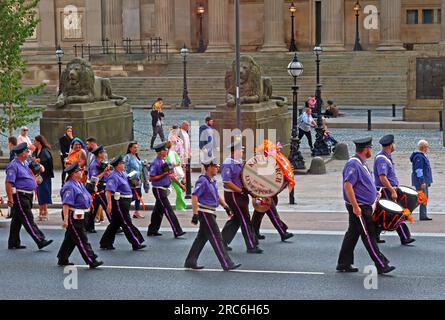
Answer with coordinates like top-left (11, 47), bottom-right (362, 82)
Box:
top-left (16, 126), bottom-right (33, 150)
top-left (297, 107), bottom-right (317, 150)
top-left (179, 121), bottom-right (191, 162)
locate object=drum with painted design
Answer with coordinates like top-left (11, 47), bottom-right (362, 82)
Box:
top-left (372, 199), bottom-right (404, 231)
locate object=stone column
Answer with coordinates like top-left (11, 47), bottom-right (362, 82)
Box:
top-left (38, 0), bottom-right (56, 49)
top-left (377, 0), bottom-right (405, 51)
top-left (85, 0), bottom-right (102, 45)
top-left (320, 0), bottom-right (345, 51)
top-left (440, 0), bottom-right (445, 44)
top-left (102, 0), bottom-right (123, 46)
top-left (155, 0), bottom-right (177, 52)
top-left (206, 0), bottom-right (231, 52)
top-left (123, 0), bottom-right (141, 40)
top-left (261, 0), bottom-right (287, 52)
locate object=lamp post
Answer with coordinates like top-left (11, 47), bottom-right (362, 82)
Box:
top-left (312, 46), bottom-right (330, 156)
top-left (287, 53), bottom-right (305, 204)
top-left (289, 2), bottom-right (297, 52)
top-left (55, 45), bottom-right (64, 95)
top-left (197, 4), bottom-right (206, 53)
top-left (353, 1), bottom-right (363, 51)
top-left (180, 45), bottom-right (191, 108)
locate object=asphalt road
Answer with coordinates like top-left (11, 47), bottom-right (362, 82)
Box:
top-left (1, 227), bottom-right (445, 300)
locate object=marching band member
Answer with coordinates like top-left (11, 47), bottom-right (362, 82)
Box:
top-left (374, 134), bottom-right (415, 245)
top-left (57, 163), bottom-right (103, 268)
top-left (100, 155), bottom-right (146, 251)
top-left (184, 158), bottom-right (241, 271)
top-left (6, 143), bottom-right (53, 250)
top-left (147, 142), bottom-right (186, 238)
top-left (85, 145), bottom-right (111, 233)
top-left (251, 195), bottom-right (294, 242)
top-left (221, 141), bottom-right (263, 254)
top-left (336, 137), bottom-right (395, 274)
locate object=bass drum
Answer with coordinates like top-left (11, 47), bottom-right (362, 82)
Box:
top-left (397, 186), bottom-right (419, 212)
top-left (372, 199), bottom-right (404, 231)
top-left (241, 154), bottom-right (287, 198)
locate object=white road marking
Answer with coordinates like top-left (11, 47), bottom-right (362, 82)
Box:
top-left (34, 225), bottom-right (445, 237)
top-left (74, 264), bottom-right (325, 275)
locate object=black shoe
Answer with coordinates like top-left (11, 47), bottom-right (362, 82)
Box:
top-left (420, 217), bottom-right (432, 221)
top-left (147, 232), bottom-right (163, 237)
top-left (58, 260), bottom-right (74, 266)
top-left (257, 234), bottom-right (266, 240)
top-left (89, 260), bottom-right (104, 269)
top-left (37, 239), bottom-right (53, 250)
top-left (377, 265), bottom-right (396, 274)
top-left (116, 228), bottom-right (124, 234)
top-left (87, 229), bottom-right (97, 233)
top-left (401, 238), bottom-right (416, 245)
top-left (247, 247), bottom-right (263, 254)
top-left (223, 263), bottom-right (241, 271)
top-left (8, 245), bottom-right (26, 250)
top-left (281, 232), bottom-right (294, 241)
top-left (336, 265), bottom-right (359, 273)
top-left (175, 231), bottom-right (187, 238)
top-left (100, 245), bottom-right (116, 250)
top-left (377, 238), bottom-right (386, 244)
top-left (133, 244), bottom-right (146, 251)
top-left (224, 245), bottom-right (232, 251)
top-left (184, 262), bottom-right (205, 270)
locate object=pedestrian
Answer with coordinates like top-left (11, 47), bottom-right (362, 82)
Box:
top-left (57, 162), bottom-right (103, 268)
top-left (85, 137), bottom-right (98, 168)
top-left (251, 195), bottom-right (294, 242)
top-left (166, 136), bottom-right (187, 211)
top-left (199, 116), bottom-right (215, 173)
top-left (123, 142), bottom-right (145, 219)
top-left (100, 155), bottom-right (146, 251)
top-left (184, 158), bottom-right (241, 271)
top-left (59, 126), bottom-right (74, 185)
top-left (323, 121), bottom-right (338, 152)
top-left (85, 145), bottom-right (111, 233)
top-left (325, 100), bottom-right (339, 118)
top-left (410, 140), bottom-right (433, 221)
top-left (32, 135), bottom-right (54, 222)
top-left (374, 134), bottom-right (415, 245)
top-left (147, 142), bottom-right (186, 238)
top-left (17, 126), bottom-right (34, 152)
top-left (179, 121), bottom-right (192, 188)
top-left (221, 141), bottom-right (263, 254)
top-left (336, 137), bottom-right (395, 274)
top-left (8, 136), bottom-right (17, 162)
top-left (5, 143), bottom-right (53, 250)
top-left (297, 106), bottom-right (316, 150)
top-left (150, 97), bottom-right (166, 149)
top-left (65, 138), bottom-right (87, 184)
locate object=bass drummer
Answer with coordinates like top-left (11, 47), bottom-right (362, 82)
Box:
top-left (336, 137), bottom-right (395, 274)
top-left (374, 134), bottom-right (415, 245)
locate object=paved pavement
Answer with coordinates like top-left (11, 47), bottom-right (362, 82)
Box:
top-left (1, 228), bottom-right (445, 300)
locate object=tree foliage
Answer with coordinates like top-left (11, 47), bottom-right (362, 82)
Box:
top-left (0, 0), bottom-right (44, 137)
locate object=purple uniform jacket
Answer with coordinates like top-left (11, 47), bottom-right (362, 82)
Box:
top-left (373, 151), bottom-right (398, 188)
top-left (60, 179), bottom-right (91, 209)
top-left (221, 157), bottom-right (243, 189)
top-left (149, 157), bottom-right (171, 187)
top-left (6, 159), bottom-right (37, 191)
top-left (106, 170), bottom-right (132, 196)
top-left (193, 174), bottom-right (219, 208)
top-left (343, 156), bottom-right (377, 206)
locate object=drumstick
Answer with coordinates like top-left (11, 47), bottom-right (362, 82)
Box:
top-left (358, 216), bottom-right (369, 238)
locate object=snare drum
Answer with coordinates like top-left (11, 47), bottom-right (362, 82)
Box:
top-left (372, 199), bottom-right (404, 231)
top-left (241, 155), bottom-right (287, 198)
top-left (396, 186), bottom-right (419, 213)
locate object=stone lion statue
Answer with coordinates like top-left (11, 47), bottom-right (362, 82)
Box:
top-left (225, 55), bottom-right (273, 108)
top-left (55, 58), bottom-right (127, 108)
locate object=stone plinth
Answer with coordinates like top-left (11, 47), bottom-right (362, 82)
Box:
top-left (41, 101), bottom-right (134, 168)
top-left (210, 100), bottom-right (291, 157)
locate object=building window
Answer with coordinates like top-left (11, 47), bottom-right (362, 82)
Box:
top-left (438, 9), bottom-right (442, 24)
top-left (407, 10), bottom-right (418, 24)
top-left (423, 9), bottom-right (434, 24)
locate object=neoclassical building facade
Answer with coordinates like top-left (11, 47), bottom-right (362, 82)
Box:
top-left (23, 0), bottom-right (445, 54)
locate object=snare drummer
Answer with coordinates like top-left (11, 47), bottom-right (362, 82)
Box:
top-left (337, 137), bottom-right (395, 274)
top-left (99, 155), bottom-right (146, 251)
top-left (57, 163), bottom-right (103, 268)
top-left (85, 145), bottom-right (111, 233)
top-left (374, 134), bottom-right (415, 245)
top-left (221, 141), bottom-right (263, 254)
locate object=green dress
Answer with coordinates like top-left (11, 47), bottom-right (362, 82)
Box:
top-left (165, 150), bottom-right (187, 211)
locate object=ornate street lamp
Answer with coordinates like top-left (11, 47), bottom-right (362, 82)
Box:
top-left (180, 45), bottom-right (191, 108)
top-left (353, 1), bottom-right (363, 51)
top-left (312, 46), bottom-right (330, 156)
top-left (197, 4), bottom-right (206, 53)
top-left (289, 2), bottom-right (298, 52)
top-left (287, 53), bottom-right (305, 204)
top-left (55, 45), bottom-right (64, 95)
